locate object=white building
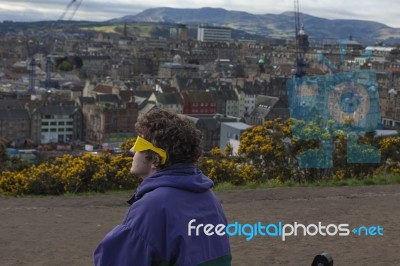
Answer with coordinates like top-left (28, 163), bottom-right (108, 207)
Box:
top-left (234, 86), bottom-right (256, 118)
top-left (219, 122), bottom-right (251, 154)
top-left (197, 25), bottom-right (232, 42)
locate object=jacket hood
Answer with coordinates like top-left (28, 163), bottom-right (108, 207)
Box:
top-left (132, 163), bottom-right (213, 202)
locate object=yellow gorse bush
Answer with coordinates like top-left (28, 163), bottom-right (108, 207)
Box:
top-left (0, 152), bottom-right (139, 195)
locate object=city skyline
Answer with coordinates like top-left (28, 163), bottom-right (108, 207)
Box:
top-left (0, 0), bottom-right (399, 28)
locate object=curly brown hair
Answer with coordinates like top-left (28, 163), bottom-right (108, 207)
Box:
top-left (135, 109), bottom-right (203, 167)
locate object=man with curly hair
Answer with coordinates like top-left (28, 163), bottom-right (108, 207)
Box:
top-left (94, 109), bottom-right (231, 266)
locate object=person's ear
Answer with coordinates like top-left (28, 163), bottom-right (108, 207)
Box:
top-left (151, 155), bottom-right (161, 169)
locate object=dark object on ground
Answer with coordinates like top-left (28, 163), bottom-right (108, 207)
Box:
top-left (311, 252), bottom-right (333, 266)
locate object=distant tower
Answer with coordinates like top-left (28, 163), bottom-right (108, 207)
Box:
top-left (123, 22), bottom-right (128, 38)
top-left (178, 24), bottom-right (188, 42)
top-left (28, 58), bottom-right (36, 94)
top-left (171, 24), bottom-right (188, 44)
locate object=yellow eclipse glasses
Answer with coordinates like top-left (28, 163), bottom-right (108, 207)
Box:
top-left (131, 136), bottom-right (167, 165)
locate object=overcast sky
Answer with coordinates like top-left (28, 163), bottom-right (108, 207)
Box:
top-left (0, 0), bottom-right (399, 28)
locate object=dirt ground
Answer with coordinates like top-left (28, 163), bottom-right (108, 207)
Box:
top-left (1, 184), bottom-right (399, 266)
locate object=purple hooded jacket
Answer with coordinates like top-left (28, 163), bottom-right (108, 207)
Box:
top-left (94, 163), bottom-right (231, 266)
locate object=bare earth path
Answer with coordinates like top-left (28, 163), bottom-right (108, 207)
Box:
top-left (1, 184), bottom-right (399, 266)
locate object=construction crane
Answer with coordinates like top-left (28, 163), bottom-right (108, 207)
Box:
top-left (28, 58), bottom-right (37, 94)
top-left (51, 0), bottom-right (83, 31)
top-left (289, 0), bottom-right (310, 117)
top-left (57, 0), bottom-right (83, 22)
top-left (45, 0), bottom-right (83, 90)
top-left (26, 39), bottom-right (40, 94)
top-left (25, 1), bottom-right (83, 94)
top-left (293, 0), bottom-right (309, 78)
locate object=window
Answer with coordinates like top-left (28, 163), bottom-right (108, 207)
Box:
top-left (50, 128), bottom-right (57, 132)
top-left (42, 122), bottom-right (49, 126)
top-left (58, 121), bottom-right (65, 125)
top-left (50, 122), bottom-right (57, 126)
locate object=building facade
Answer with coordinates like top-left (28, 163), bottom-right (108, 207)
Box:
top-left (30, 103), bottom-right (83, 144)
top-left (0, 99), bottom-right (30, 146)
top-left (197, 25), bottom-right (232, 42)
top-left (83, 100), bottom-right (138, 144)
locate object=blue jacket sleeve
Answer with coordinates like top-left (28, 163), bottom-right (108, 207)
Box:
top-left (93, 224), bottom-right (157, 266)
